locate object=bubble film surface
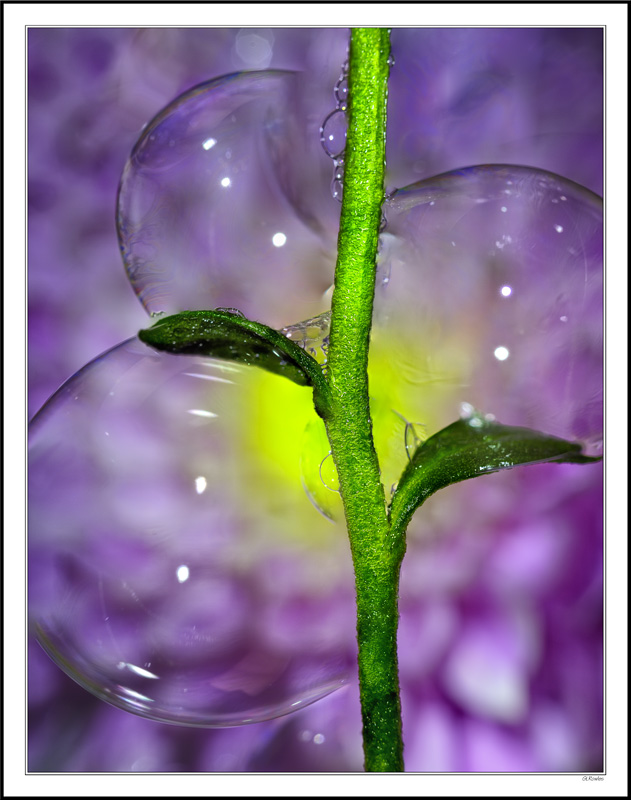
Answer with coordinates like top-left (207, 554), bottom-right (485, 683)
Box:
top-left (28, 338), bottom-right (353, 727)
top-left (370, 165), bottom-right (602, 492)
top-left (116, 71), bottom-right (334, 326)
top-left (27, 27), bottom-right (605, 773)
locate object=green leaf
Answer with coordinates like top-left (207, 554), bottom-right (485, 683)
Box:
top-left (389, 416), bottom-right (601, 535)
top-left (138, 309), bottom-right (331, 414)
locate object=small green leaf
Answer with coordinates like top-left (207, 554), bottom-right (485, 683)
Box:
top-left (389, 417), bottom-right (601, 535)
top-left (138, 309), bottom-right (331, 415)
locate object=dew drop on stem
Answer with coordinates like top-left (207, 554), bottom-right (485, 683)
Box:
top-left (319, 452), bottom-right (340, 493)
top-left (320, 108), bottom-right (347, 160)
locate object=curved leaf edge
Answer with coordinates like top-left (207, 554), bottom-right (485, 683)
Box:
top-left (138, 309), bottom-right (332, 416)
top-left (389, 417), bottom-right (602, 538)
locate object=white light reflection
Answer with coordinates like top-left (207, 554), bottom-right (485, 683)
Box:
top-left (313, 733), bottom-right (326, 745)
top-left (500, 206), bottom-right (508, 213)
top-left (200, 361), bottom-right (241, 374)
top-left (184, 372), bottom-right (234, 385)
top-left (554, 224), bottom-right (564, 233)
top-left (494, 346), bottom-right (510, 361)
top-left (187, 409), bottom-right (218, 418)
top-left (176, 564), bottom-right (190, 583)
top-left (500, 285), bottom-right (512, 297)
top-left (194, 476), bottom-right (207, 494)
top-left (119, 687), bottom-right (155, 703)
top-left (272, 232), bottom-right (287, 247)
top-left (116, 661), bottom-right (159, 680)
top-left (220, 177), bottom-right (231, 188)
top-left (202, 137), bottom-right (217, 150)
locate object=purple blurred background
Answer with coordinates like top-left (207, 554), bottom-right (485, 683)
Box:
top-left (28, 27), bottom-right (603, 773)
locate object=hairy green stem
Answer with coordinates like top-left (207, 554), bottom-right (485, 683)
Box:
top-left (323, 28), bottom-right (404, 772)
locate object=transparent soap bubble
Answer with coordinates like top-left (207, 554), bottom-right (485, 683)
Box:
top-left (29, 338), bottom-right (353, 727)
top-left (116, 71), bottom-right (334, 327)
top-left (370, 165), bottom-right (602, 488)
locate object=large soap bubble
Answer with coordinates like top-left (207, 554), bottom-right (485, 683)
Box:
top-left (369, 165), bottom-right (602, 492)
top-left (116, 71), bottom-right (335, 327)
top-left (28, 338), bottom-right (353, 727)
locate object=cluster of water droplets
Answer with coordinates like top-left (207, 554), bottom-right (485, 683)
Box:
top-left (280, 310), bottom-right (331, 368)
top-left (320, 59), bottom-right (349, 202)
top-left (459, 401), bottom-right (496, 429)
top-left (279, 310), bottom-right (343, 520)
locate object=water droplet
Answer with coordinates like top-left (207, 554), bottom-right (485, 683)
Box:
top-left (299, 417), bottom-right (343, 521)
top-left (331, 155), bottom-right (345, 202)
top-left (459, 402), bottom-right (491, 428)
top-left (320, 108), bottom-right (347, 160)
top-left (334, 75), bottom-right (348, 110)
top-left (215, 307), bottom-right (245, 318)
top-left (377, 258), bottom-right (391, 286)
top-left (319, 452), bottom-right (340, 493)
top-left (331, 171), bottom-right (344, 203)
top-left (393, 410), bottom-right (427, 460)
top-left (404, 421), bottom-right (427, 459)
top-left (29, 339), bottom-right (350, 726)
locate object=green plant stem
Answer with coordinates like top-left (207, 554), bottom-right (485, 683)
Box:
top-left (322, 28), bottom-right (404, 772)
